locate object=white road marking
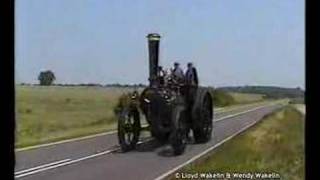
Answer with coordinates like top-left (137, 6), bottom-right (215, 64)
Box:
top-left (154, 106), bottom-right (278, 180)
top-left (16, 102), bottom-right (276, 152)
top-left (15, 131), bottom-right (117, 152)
top-left (15, 124), bottom-right (148, 152)
top-left (15, 159), bottom-right (71, 175)
top-left (214, 104), bottom-right (272, 122)
top-left (15, 150), bottom-right (113, 178)
top-left (213, 102), bottom-right (268, 113)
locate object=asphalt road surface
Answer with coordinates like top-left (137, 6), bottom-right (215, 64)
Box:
top-left (15, 102), bottom-right (283, 180)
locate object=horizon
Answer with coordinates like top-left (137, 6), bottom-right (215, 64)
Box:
top-left (16, 81), bottom-right (304, 90)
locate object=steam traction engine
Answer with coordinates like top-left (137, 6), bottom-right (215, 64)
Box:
top-left (117, 33), bottom-right (213, 155)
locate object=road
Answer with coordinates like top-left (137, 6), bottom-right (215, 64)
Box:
top-left (15, 102), bottom-right (283, 180)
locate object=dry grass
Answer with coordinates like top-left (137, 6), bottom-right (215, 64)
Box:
top-left (229, 92), bottom-right (265, 104)
top-left (179, 106), bottom-right (304, 180)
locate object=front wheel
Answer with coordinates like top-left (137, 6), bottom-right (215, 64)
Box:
top-left (118, 106), bottom-right (141, 152)
top-left (169, 105), bottom-right (187, 155)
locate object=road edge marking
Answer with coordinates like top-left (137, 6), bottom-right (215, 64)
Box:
top-left (15, 150), bottom-right (113, 178)
top-left (15, 131), bottom-right (117, 152)
top-left (154, 105), bottom-right (280, 180)
top-left (15, 139), bottom-right (154, 178)
top-left (15, 159), bottom-right (71, 175)
top-left (214, 104), bottom-right (270, 122)
top-left (15, 124), bottom-right (154, 152)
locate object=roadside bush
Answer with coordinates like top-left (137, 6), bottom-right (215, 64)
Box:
top-left (65, 98), bottom-right (71, 103)
top-left (289, 97), bottom-right (304, 104)
top-left (25, 108), bottom-right (32, 114)
top-left (209, 88), bottom-right (236, 107)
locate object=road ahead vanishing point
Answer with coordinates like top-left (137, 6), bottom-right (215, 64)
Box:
top-left (15, 102), bottom-right (283, 180)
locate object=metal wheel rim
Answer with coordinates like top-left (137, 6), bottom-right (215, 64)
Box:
top-left (123, 112), bottom-right (135, 145)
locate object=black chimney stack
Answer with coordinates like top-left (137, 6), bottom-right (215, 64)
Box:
top-left (146, 33), bottom-right (161, 87)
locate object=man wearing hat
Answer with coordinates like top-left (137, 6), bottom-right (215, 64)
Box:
top-left (185, 62), bottom-right (199, 142)
top-left (185, 62), bottom-right (198, 86)
top-left (172, 62), bottom-right (184, 82)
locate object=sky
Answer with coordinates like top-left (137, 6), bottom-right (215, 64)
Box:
top-left (15, 0), bottom-right (305, 88)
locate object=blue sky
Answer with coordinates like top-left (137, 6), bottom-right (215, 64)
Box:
top-left (15, 0), bottom-right (304, 88)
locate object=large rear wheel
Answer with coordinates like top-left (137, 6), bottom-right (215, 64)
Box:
top-left (118, 106), bottom-right (141, 152)
top-left (192, 88), bottom-right (213, 143)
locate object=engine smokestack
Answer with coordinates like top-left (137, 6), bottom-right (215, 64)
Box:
top-left (146, 33), bottom-right (161, 87)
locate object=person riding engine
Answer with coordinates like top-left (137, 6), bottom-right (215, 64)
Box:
top-left (116, 33), bottom-right (214, 155)
top-left (172, 62), bottom-right (185, 84)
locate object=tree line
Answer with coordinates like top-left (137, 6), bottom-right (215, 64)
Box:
top-left (217, 86), bottom-right (304, 99)
top-left (29, 70), bottom-right (304, 100)
top-left (21, 70), bottom-right (147, 88)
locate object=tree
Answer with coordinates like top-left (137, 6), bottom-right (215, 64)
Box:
top-left (38, 70), bottom-right (56, 86)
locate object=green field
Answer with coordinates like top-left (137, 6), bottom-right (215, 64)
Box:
top-left (229, 92), bottom-right (266, 104)
top-left (178, 106), bottom-right (304, 180)
top-left (15, 85), bottom-right (270, 148)
top-left (15, 86), bottom-right (142, 148)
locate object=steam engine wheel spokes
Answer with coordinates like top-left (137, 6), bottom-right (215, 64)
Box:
top-left (118, 106), bottom-right (141, 152)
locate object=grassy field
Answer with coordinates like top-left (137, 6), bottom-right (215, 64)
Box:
top-left (211, 90), bottom-right (266, 107)
top-left (214, 99), bottom-right (287, 114)
top-left (15, 85), bottom-right (142, 148)
top-left (178, 106), bottom-right (304, 180)
top-left (15, 85), bottom-right (271, 148)
top-left (229, 92), bottom-right (266, 104)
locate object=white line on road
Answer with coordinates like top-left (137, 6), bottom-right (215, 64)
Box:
top-left (15, 124), bottom-right (149, 152)
top-left (15, 159), bottom-right (71, 175)
top-left (213, 102), bottom-right (269, 113)
top-left (15, 150), bottom-right (113, 178)
top-left (15, 131), bottom-right (117, 152)
top-left (214, 104), bottom-right (271, 122)
top-left (15, 138), bottom-right (155, 178)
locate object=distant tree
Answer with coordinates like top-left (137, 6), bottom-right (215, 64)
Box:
top-left (38, 70), bottom-right (56, 86)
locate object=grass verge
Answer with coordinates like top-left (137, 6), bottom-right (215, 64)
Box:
top-left (176, 106), bottom-right (304, 180)
top-left (15, 86), bottom-right (128, 148)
